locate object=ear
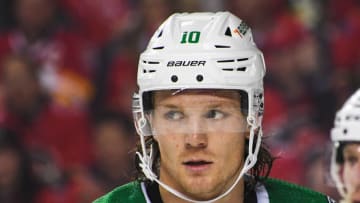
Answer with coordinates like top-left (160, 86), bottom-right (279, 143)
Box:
top-left (245, 124), bottom-right (256, 139)
top-left (245, 131), bottom-right (250, 139)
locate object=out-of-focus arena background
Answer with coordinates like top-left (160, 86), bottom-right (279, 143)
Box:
top-left (0, 0), bottom-right (359, 202)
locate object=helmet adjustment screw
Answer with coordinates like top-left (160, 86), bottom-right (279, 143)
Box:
top-left (171, 75), bottom-right (178, 82)
top-left (196, 74), bottom-right (204, 82)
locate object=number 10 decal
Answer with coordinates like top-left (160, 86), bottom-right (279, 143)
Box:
top-left (181, 31), bottom-right (200, 44)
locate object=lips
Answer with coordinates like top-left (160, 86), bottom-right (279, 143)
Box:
top-left (183, 160), bottom-right (213, 172)
top-left (183, 160), bottom-right (212, 166)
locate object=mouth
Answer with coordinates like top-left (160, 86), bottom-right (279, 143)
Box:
top-left (183, 160), bottom-right (213, 172)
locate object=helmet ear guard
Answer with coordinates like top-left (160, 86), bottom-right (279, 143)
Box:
top-left (248, 88), bottom-right (264, 126)
top-left (132, 93), bottom-right (148, 136)
top-left (132, 12), bottom-right (266, 203)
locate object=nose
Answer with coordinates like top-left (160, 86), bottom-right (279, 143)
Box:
top-left (184, 118), bottom-right (208, 149)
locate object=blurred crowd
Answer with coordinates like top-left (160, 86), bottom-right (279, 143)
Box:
top-left (0, 0), bottom-right (359, 202)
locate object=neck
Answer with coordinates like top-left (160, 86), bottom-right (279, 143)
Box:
top-left (159, 179), bottom-right (245, 203)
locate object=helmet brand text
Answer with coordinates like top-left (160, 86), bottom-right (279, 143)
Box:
top-left (167, 60), bottom-right (206, 67)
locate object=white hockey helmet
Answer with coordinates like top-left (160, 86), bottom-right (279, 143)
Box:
top-left (133, 11), bottom-right (266, 202)
top-left (331, 89), bottom-right (360, 197)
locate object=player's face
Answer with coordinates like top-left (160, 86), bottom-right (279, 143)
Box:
top-left (152, 89), bottom-right (247, 200)
top-left (342, 143), bottom-right (360, 201)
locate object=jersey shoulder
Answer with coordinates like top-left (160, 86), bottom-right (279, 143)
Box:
top-left (264, 178), bottom-right (336, 203)
top-left (93, 181), bottom-right (147, 203)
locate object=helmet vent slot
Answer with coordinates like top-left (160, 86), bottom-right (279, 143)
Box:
top-left (153, 46), bottom-right (164, 50)
top-left (225, 27), bottom-right (232, 37)
top-left (237, 67), bottom-right (246, 71)
top-left (157, 30), bottom-right (163, 38)
top-left (142, 60), bottom-right (159, 74)
top-left (222, 68), bottom-right (234, 71)
top-left (217, 58), bottom-right (249, 72)
top-left (237, 58), bottom-right (248, 61)
top-left (221, 67), bottom-right (247, 72)
top-left (147, 61), bottom-right (160, 64)
top-left (143, 69), bottom-right (156, 73)
top-left (217, 59), bottom-right (235, 63)
top-left (217, 58), bottom-right (249, 63)
top-left (215, 45), bottom-right (231, 48)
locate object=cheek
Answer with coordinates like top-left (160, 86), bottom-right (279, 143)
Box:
top-left (156, 135), bottom-right (182, 155)
top-left (343, 165), bottom-right (358, 186)
top-left (343, 167), bottom-right (351, 183)
top-left (213, 134), bottom-right (245, 160)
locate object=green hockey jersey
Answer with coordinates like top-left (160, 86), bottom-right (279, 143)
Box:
top-left (93, 178), bottom-right (335, 203)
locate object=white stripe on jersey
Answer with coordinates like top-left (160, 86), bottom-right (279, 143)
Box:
top-left (141, 182), bottom-right (152, 203)
top-left (255, 183), bottom-right (270, 203)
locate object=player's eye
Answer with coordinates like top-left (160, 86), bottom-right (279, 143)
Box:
top-left (164, 110), bottom-right (184, 120)
top-left (204, 109), bottom-right (226, 119)
top-left (345, 156), bottom-right (358, 166)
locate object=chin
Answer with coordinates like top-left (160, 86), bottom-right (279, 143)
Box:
top-left (183, 188), bottom-right (218, 201)
top-left (182, 178), bottom-right (218, 197)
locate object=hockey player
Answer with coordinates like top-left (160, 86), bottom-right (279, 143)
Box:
top-left (94, 12), bottom-right (334, 203)
top-left (331, 89), bottom-right (360, 203)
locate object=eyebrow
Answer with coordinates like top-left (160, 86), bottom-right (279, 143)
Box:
top-left (344, 147), bottom-right (360, 155)
top-left (156, 101), bottom-right (239, 109)
top-left (156, 104), bottom-right (179, 109)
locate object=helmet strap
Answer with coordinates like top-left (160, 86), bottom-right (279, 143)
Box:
top-left (136, 116), bottom-right (263, 203)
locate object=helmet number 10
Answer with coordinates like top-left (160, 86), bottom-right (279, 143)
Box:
top-left (181, 31), bottom-right (200, 44)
